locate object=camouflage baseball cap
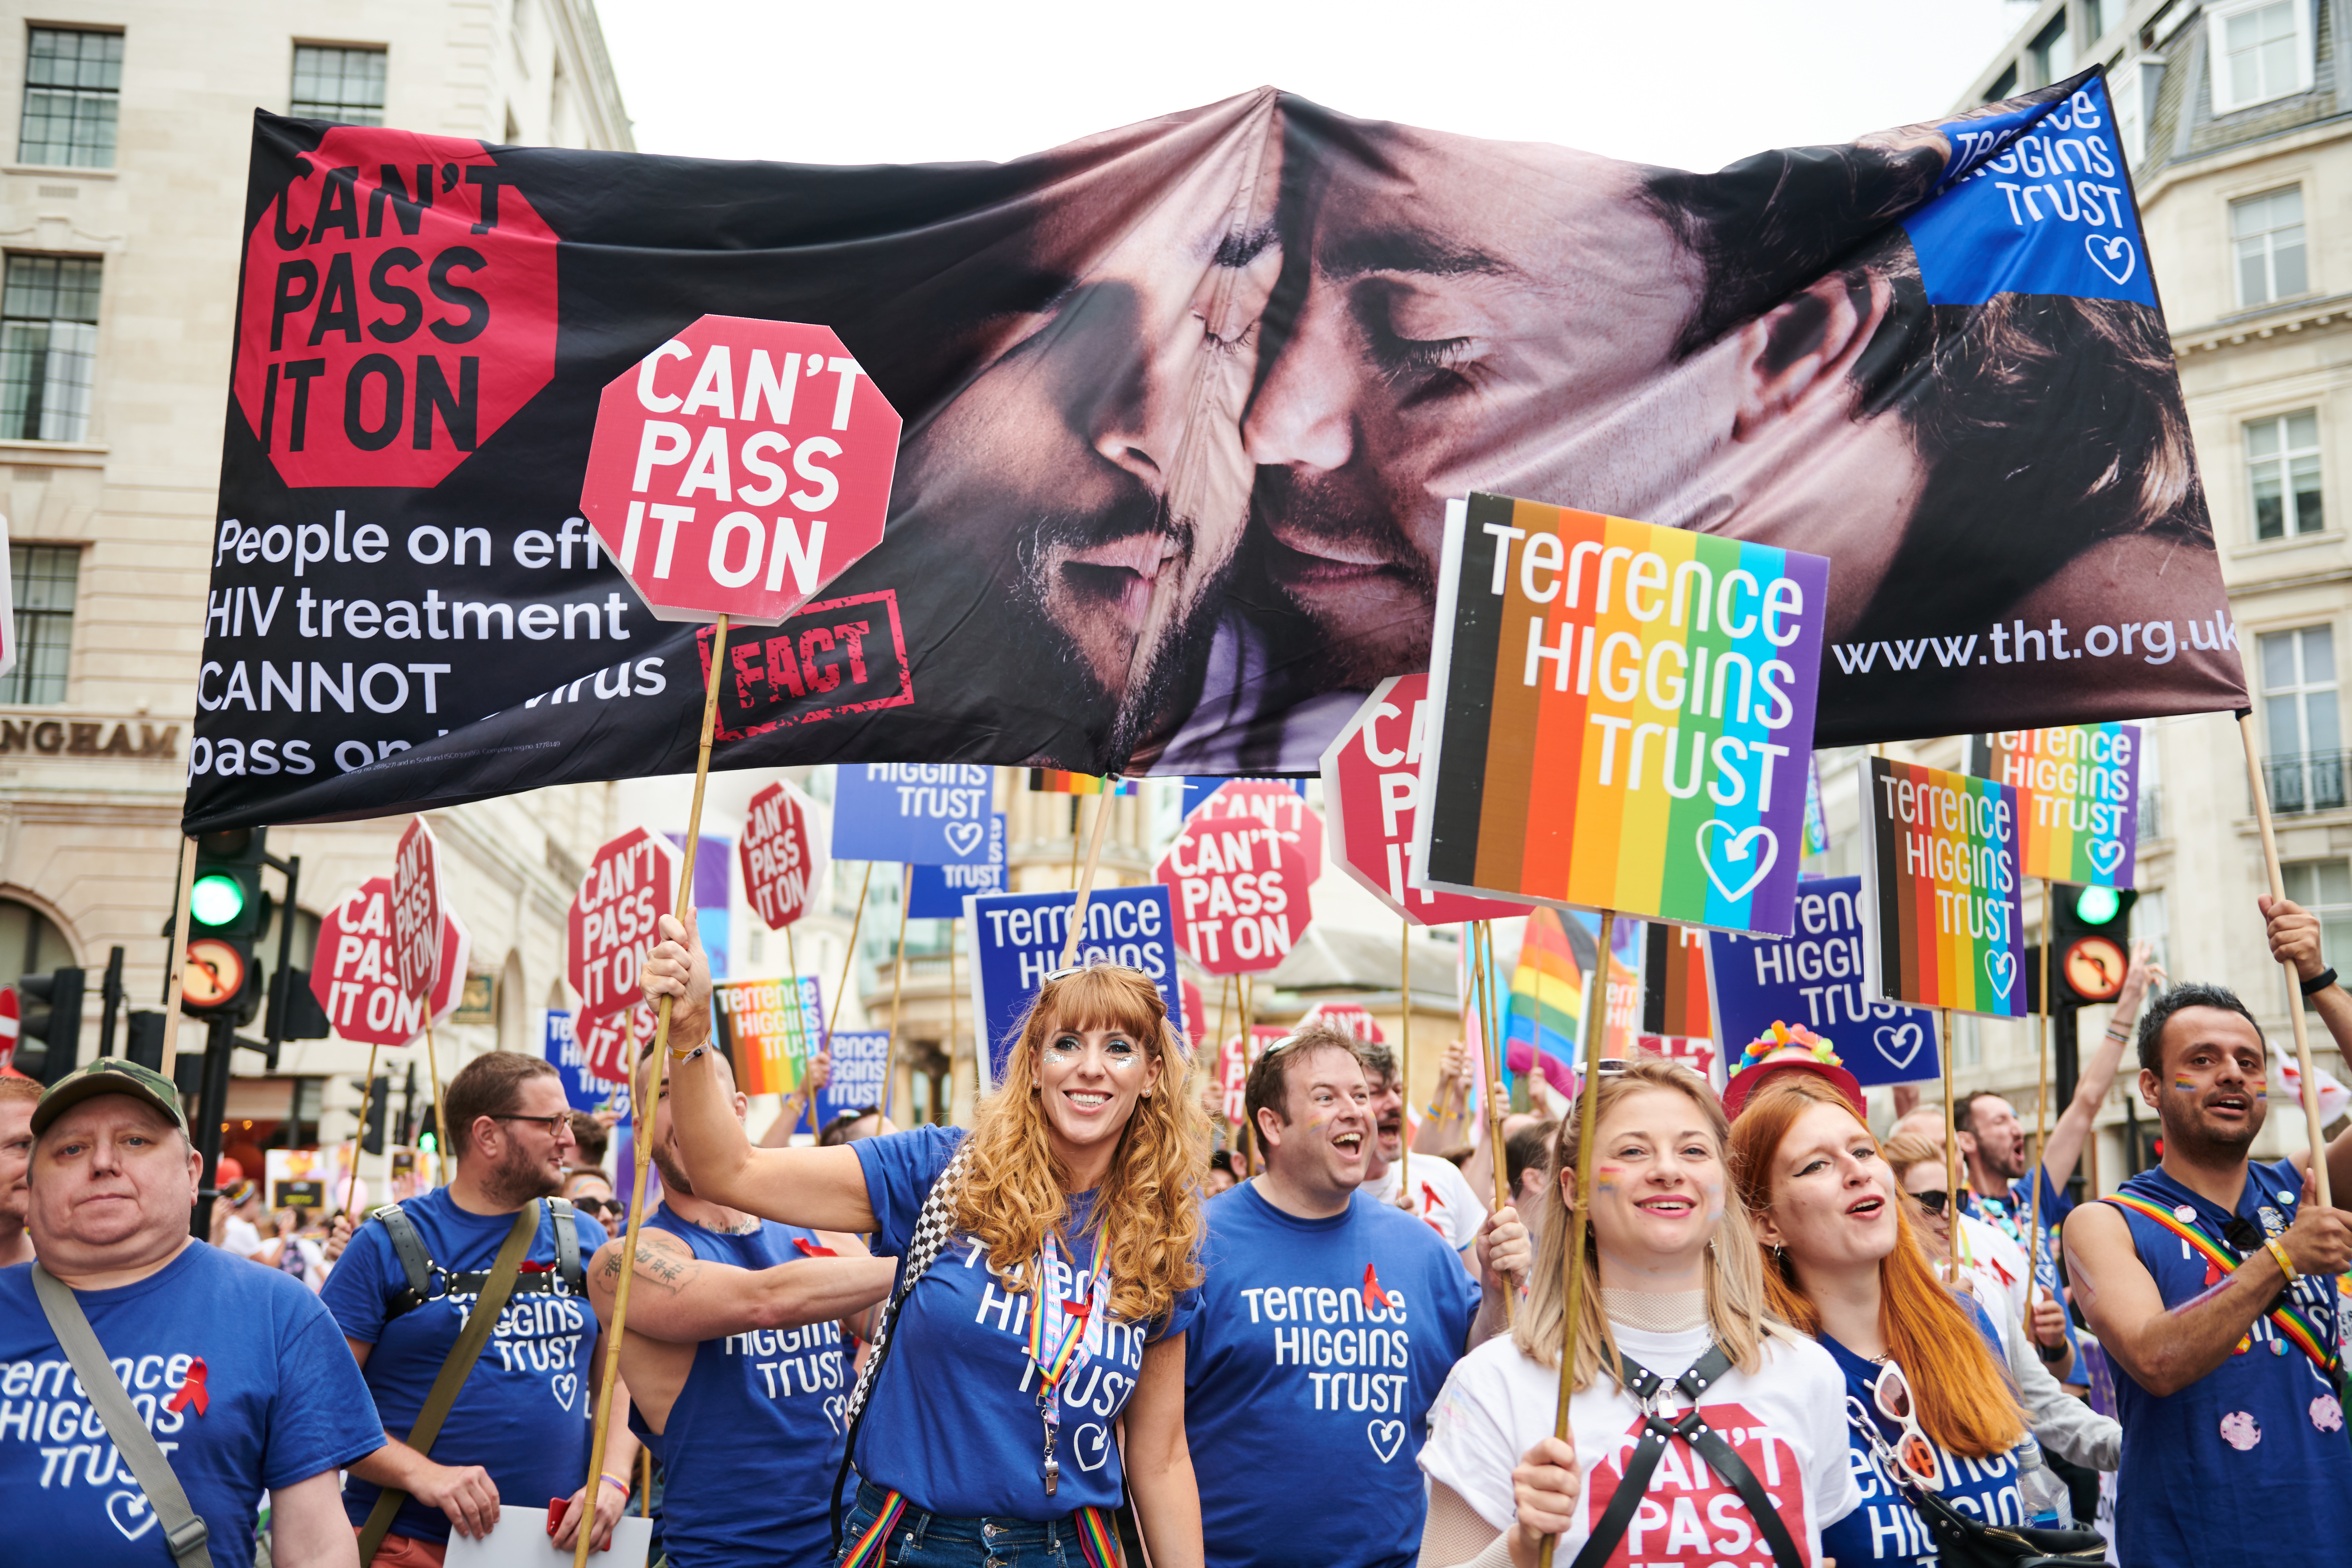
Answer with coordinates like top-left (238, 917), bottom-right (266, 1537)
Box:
top-left (32, 1057), bottom-right (188, 1137)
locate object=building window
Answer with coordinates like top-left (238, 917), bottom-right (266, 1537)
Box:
top-left (0, 255), bottom-right (101, 442)
top-left (2262, 624), bottom-right (2344, 812)
top-left (2281, 861), bottom-right (2352, 1000)
top-left (2209, 0), bottom-right (2311, 114)
top-left (16, 27), bottom-right (120, 169)
top-left (1985, 64), bottom-right (2018, 103)
top-left (2248, 409), bottom-right (2323, 539)
top-left (2032, 15), bottom-right (2072, 84)
top-left (3, 544), bottom-right (79, 704)
top-left (2233, 186), bottom-right (2308, 307)
top-left (289, 44), bottom-right (385, 126)
top-left (2090, 0), bottom-right (2125, 40)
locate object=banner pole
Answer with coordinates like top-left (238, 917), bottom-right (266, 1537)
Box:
top-left (2030, 879), bottom-right (2053, 1319)
top-left (1538, 908), bottom-right (1614, 1568)
top-left (1216, 973), bottom-right (1235, 1146)
top-left (1941, 1006), bottom-right (1961, 1285)
top-left (343, 1039), bottom-right (381, 1226)
top-left (1238, 975), bottom-right (1256, 1178)
top-left (781, 919), bottom-right (810, 1136)
top-left (1058, 791), bottom-right (1115, 970)
top-left (947, 918), bottom-right (960, 1104)
top-left (158, 834), bottom-right (199, 1085)
top-left (576, 612), bottom-right (729, 1568)
top-left (421, 1019), bottom-right (448, 1189)
top-left (820, 863), bottom-right (873, 1061)
top-left (882, 865), bottom-right (911, 1126)
top-left (1472, 921), bottom-right (1514, 1326)
top-left (1401, 915), bottom-right (1412, 1208)
top-left (2239, 713), bottom-right (2333, 1207)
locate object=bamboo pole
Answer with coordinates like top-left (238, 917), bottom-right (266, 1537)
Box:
top-left (2029, 879), bottom-right (2053, 1321)
top-left (820, 863), bottom-right (873, 1060)
top-left (2240, 714), bottom-right (2334, 1207)
top-left (882, 865), bottom-right (911, 1125)
top-left (421, 1019), bottom-right (448, 1188)
top-left (342, 1039), bottom-right (380, 1225)
top-left (1942, 1007), bottom-right (1962, 1286)
top-left (1471, 921), bottom-right (1513, 1326)
top-left (1538, 909), bottom-right (1615, 1568)
top-left (1216, 973), bottom-right (1235, 1146)
top-left (574, 613), bottom-right (730, 1568)
top-left (1058, 790), bottom-right (1114, 970)
top-left (1401, 915), bottom-right (1412, 1206)
top-left (1238, 976), bottom-right (1256, 1177)
top-left (782, 920), bottom-right (810, 1137)
top-left (158, 835), bottom-right (199, 1085)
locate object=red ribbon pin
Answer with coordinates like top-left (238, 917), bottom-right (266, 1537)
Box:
top-left (166, 1359), bottom-right (208, 1417)
top-left (1363, 1263), bottom-right (1387, 1310)
top-left (792, 1238), bottom-right (838, 1259)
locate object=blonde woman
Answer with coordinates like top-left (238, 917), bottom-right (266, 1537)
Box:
top-left (1417, 1057), bottom-right (1857, 1568)
top-left (647, 916), bottom-right (1205, 1568)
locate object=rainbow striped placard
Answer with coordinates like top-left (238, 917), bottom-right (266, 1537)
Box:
top-left (1415, 493), bottom-right (1830, 937)
top-left (1028, 769), bottom-right (1136, 796)
top-left (1856, 756), bottom-right (2027, 1019)
top-left (1963, 726), bottom-right (2140, 887)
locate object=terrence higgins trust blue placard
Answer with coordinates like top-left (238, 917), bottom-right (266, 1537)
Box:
top-left (540, 1009), bottom-right (629, 1116)
top-left (966, 886), bottom-right (1185, 1088)
top-left (818, 1029), bottom-right (893, 1126)
top-left (907, 813), bottom-right (1005, 918)
top-left (1908, 77), bottom-right (2157, 309)
top-left (1705, 877), bottom-right (1942, 1087)
top-left (831, 764), bottom-right (994, 866)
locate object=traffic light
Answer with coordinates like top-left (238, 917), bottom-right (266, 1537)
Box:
top-left (2050, 882), bottom-right (2139, 1006)
top-left (352, 1075), bottom-right (389, 1155)
top-left (182, 828), bottom-right (270, 1022)
top-left (123, 1009), bottom-right (167, 1072)
top-left (15, 967), bottom-right (86, 1084)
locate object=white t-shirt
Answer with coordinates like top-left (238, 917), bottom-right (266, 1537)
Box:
top-left (1421, 1323), bottom-right (1861, 1565)
top-left (1953, 1211), bottom-right (2030, 1330)
top-left (1367, 1154), bottom-right (1488, 1255)
top-left (222, 1214), bottom-right (265, 1258)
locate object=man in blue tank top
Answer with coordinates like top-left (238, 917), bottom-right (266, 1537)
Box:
top-left (588, 1040), bottom-right (896, 1568)
top-left (2063, 896), bottom-right (2352, 1568)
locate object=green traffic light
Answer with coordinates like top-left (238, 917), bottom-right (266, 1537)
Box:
top-left (2076, 884), bottom-right (2122, 926)
top-left (190, 872), bottom-right (247, 927)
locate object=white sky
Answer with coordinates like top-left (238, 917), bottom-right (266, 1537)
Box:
top-left (596, 0), bottom-right (2045, 174)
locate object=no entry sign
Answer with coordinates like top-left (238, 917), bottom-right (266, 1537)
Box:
top-left (1155, 802), bottom-right (1312, 976)
top-left (1321, 675), bottom-right (1526, 926)
top-left (568, 827), bottom-right (682, 1020)
top-left (311, 879), bottom-right (470, 1047)
top-left (579, 315), bottom-right (902, 625)
top-left (740, 780), bottom-right (823, 929)
top-left (391, 817), bottom-right (443, 1000)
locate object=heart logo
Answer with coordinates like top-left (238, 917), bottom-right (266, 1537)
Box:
top-left (107, 1490), bottom-right (159, 1542)
top-left (551, 1372), bottom-right (578, 1412)
top-left (1696, 822), bottom-right (1779, 904)
top-left (943, 821), bottom-right (984, 857)
top-left (823, 1395), bottom-right (849, 1433)
top-left (2086, 233), bottom-right (2137, 286)
top-left (1073, 1423), bottom-right (1112, 1472)
top-left (1986, 949), bottom-right (2018, 999)
top-left (1873, 1022), bottom-right (1926, 1073)
top-left (1367, 1419), bottom-right (1406, 1464)
top-left (2086, 838), bottom-right (2126, 876)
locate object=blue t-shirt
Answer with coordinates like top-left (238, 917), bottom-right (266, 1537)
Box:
top-left (853, 1124), bottom-right (1201, 1520)
top-left (1965, 1168), bottom-right (2083, 1373)
top-left (627, 1206), bottom-right (850, 1568)
top-left (0, 1242), bottom-right (383, 1568)
top-left (1185, 1181), bottom-right (1480, 1568)
top-left (2103, 1159), bottom-right (2352, 1567)
top-left (1819, 1299), bottom-right (2025, 1566)
top-left (321, 1189), bottom-right (609, 1543)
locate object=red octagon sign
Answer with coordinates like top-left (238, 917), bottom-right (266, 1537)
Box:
top-left (390, 817), bottom-right (443, 1000)
top-left (1155, 809), bottom-right (1312, 977)
top-left (1321, 675), bottom-right (1526, 927)
top-left (568, 828), bottom-right (681, 1020)
top-left (739, 780), bottom-right (820, 929)
top-left (310, 879), bottom-right (471, 1047)
top-left (1189, 780), bottom-right (1324, 870)
top-left (579, 315), bottom-right (902, 625)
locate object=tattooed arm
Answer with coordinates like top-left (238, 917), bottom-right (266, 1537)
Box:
top-left (588, 1226), bottom-right (897, 1345)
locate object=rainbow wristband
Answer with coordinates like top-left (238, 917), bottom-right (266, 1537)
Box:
top-left (598, 1472), bottom-right (629, 1495)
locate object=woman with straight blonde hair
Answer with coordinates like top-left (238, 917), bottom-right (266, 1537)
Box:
top-left (647, 915), bottom-right (1205, 1568)
top-left (1416, 1056), bottom-right (1858, 1568)
top-left (1727, 1061), bottom-right (2040, 1567)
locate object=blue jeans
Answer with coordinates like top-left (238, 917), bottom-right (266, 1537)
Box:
top-left (834, 1480), bottom-right (1089, 1568)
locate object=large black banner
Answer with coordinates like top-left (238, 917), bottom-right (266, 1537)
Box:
top-left (188, 75), bottom-right (2243, 831)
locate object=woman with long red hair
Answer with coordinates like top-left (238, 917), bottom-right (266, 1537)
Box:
top-left (1726, 1051), bottom-right (2032, 1566)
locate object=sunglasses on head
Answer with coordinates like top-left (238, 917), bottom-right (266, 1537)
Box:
top-left (1043, 960), bottom-right (1155, 985)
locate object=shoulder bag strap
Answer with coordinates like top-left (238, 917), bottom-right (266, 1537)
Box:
top-left (355, 1199), bottom-right (545, 1563)
top-left (547, 1196), bottom-right (582, 1290)
top-left (829, 1143), bottom-right (975, 1552)
top-left (374, 1202), bottom-right (432, 1318)
top-left (31, 1263), bottom-right (215, 1568)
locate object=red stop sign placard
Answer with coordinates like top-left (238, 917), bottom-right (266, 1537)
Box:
top-left (311, 880), bottom-right (471, 1047)
top-left (575, 998), bottom-right (656, 1084)
top-left (1189, 780), bottom-right (1324, 869)
top-left (0, 987), bottom-right (18, 1073)
top-left (739, 780), bottom-right (821, 929)
top-left (1320, 675), bottom-right (1526, 927)
top-left (579, 315), bottom-right (901, 625)
top-left (391, 817), bottom-right (444, 1000)
top-left (1156, 806), bottom-right (1312, 976)
top-left (568, 828), bottom-right (682, 1020)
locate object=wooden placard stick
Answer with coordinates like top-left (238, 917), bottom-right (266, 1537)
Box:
top-left (2239, 713), bottom-right (2334, 1207)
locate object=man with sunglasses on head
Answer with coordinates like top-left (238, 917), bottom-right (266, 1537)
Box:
top-left (2064, 897), bottom-right (2352, 1568)
top-left (323, 1051), bottom-right (637, 1566)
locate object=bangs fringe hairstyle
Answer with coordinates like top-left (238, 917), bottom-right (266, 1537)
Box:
top-left (1515, 1057), bottom-right (1775, 1391)
top-left (1727, 1074), bottom-right (2024, 1459)
top-left (954, 966), bottom-right (1206, 1323)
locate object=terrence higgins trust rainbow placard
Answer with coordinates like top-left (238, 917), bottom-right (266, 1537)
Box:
top-left (1414, 493), bottom-right (1829, 936)
top-left (1856, 757), bottom-right (2028, 1018)
top-left (1962, 725), bottom-right (2140, 887)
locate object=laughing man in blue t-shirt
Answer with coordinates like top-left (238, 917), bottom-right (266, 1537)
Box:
top-left (1186, 1021), bottom-right (1506, 1568)
top-left (2065, 898), bottom-right (2352, 1568)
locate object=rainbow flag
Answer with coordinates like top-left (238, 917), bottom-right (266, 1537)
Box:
top-left (1029, 769), bottom-right (1136, 796)
top-left (1505, 909), bottom-right (1585, 1098)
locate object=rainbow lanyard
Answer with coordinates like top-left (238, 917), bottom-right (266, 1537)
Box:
top-left (2106, 1192), bottom-right (2336, 1374)
top-left (1027, 1231), bottom-right (1114, 1497)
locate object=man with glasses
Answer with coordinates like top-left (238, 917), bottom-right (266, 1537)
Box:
top-left (2064, 897), bottom-right (2352, 1568)
top-left (324, 1051), bottom-right (639, 1566)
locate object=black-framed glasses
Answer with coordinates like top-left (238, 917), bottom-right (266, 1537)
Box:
top-left (1907, 1189), bottom-right (1951, 1216)
top-left (494, 1113), bottom-right (573, 1137)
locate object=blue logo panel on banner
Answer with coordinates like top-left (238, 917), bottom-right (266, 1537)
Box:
top-left (1706, 876), bottom-right (1942, 1087)
top-left (831, 764), bottom-right (994, 865)
top-left (907, 812), bottom-right (1006, 918)
top-left (818, 1029), bottom-right (893, 1127)
top-left (540, 1009), bottom-right (629, 1116)
top-left (966, 885), bottom-right (1184, 1088)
